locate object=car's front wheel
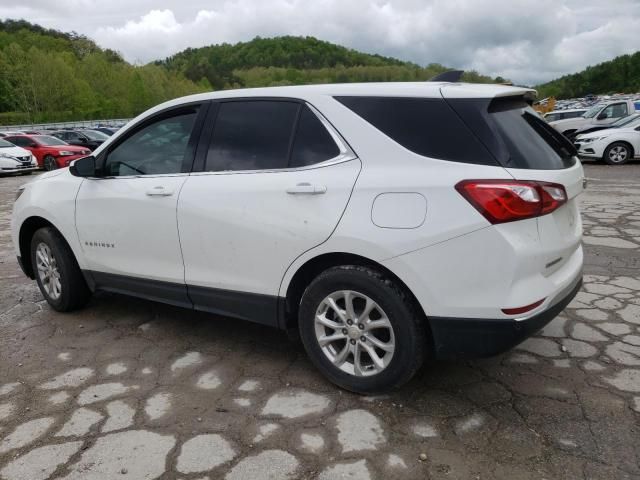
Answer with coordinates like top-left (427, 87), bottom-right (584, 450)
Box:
top-left (43, 155), bottom-right (57, 171)
top-left (298, 265), bottom-right (426, 394)
top-left (604, 142), bottom-right (632, 165)
top-left (30, 227), bottom-right (91, 312)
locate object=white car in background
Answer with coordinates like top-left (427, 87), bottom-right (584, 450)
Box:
top-left (543, 108), bottom-right (587, 122)
top-left (0, 138), bottom-right (37, 175)
top-left (575, 116), bottom-right (640, 165)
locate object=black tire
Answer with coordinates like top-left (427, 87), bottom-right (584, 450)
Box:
top-left (298, 265), bottom-right (426, 394)
top-left (30, 227), bottom-right (91, 312)
top-left (603, 142), bottom-right (632, 165)
top-left (44, 155), bottom-right (57, 171)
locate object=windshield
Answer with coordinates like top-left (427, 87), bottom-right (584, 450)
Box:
top-left (612, 113), bottom-right (640, 127)
top-left (0, 139), bottom-right (15, 148)
top-left (34, 135), bottom-right (67, 146)
top-left (583, 104), bottom-right (605, 118)
top-left (82, 130), bottom-right (109, 140)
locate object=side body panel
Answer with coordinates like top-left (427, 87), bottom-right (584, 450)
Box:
top-left (11, 170), bottom-right (86, 267)
top-left (75, 175), bottom-right (188, 283)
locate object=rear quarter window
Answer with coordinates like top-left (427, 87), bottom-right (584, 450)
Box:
top-left (335, 96), bottom-right (498, 166)
top-left (447, 97), bottom-right (577, 170)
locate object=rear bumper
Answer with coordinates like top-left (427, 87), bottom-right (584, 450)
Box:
top-left (429, 273), bottom-right (582, 359)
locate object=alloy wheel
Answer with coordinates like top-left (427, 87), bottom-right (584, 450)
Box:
top-left (314, 290), bottom-right (395, 377)
top-left (35, 242), bottom-right (62, 300)
top-left (608, 145), bottom-right (628, 163)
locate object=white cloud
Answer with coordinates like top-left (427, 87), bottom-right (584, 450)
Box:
top-left (1, 0), bottom-right (639, 84)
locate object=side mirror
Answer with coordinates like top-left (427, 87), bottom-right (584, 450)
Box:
top-left (596, 112), bottom-right (608, 120)
top-left (69, 155), bottom-right (96, 177)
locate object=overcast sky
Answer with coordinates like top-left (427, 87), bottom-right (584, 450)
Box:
top-left (1, 0), bottom-right (640, 85)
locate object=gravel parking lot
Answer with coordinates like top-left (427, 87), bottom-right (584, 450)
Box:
top-left (0, 163), bottom-right (639, 480)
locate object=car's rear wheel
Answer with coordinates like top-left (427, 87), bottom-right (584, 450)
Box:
top-left (298, 265), bottom-right (426, 394)
top-left (30, 227), bottom-right (91, 312)
top-left (604, 142), bottom-right (632, 165)
top-left (43, 155), bottom-right (57, 171)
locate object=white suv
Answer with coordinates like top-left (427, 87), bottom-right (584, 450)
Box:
top-left (11, 83), bottom-right (584, 393)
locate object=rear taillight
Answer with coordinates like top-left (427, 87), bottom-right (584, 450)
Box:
top-left (455, 180), bottom-right (567, 224)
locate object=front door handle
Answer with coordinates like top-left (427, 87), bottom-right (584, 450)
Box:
top-left (286, 183), bottom-right (327, 195)
top-left (146, 186), bottom-right (174, 196)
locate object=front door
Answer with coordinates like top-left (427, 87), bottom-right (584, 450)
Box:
top-left (75, 104), bottom-right (204, 307)
top-left (178, 100), bottom-right (361, 324)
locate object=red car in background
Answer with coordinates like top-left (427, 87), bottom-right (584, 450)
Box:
top-left (4, 135), bottom-right (91, 170)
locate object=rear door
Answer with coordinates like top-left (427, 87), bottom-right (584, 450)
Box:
top-left (178, 99), bottom-right (360, 325)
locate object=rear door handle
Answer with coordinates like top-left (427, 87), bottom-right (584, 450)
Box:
top-left (146, 186), bottom-right (174, 196)
top-left (286, 183), bottom-right (327, 195)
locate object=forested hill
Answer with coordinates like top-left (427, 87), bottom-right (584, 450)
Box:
top-left (0, 20), bottom-right (503, 125)
top-left (158, 36), bottom-right (503, 90)
top-left (536, 51), bottom-right (640, 99)
top-left (0, 20), bottom-right (205, 125)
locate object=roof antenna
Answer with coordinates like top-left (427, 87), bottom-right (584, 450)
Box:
top-left (428, 70), bottom-right (464, 82)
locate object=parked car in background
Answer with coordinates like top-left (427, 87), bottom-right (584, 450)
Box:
top-left (50, 129), bottom-right (108, 151)
top-left (11, 82), bottom-right (584, 393)
top-left (92, 127), bottom-right (118, 136)
top-left (575, 119), bottom-right (640, 165)
top-left (572, 112), bottom-right (640, 138)
top-left (4, 135), bottom-right (91, 170)
top-left (543, 108), bottom-right (587, 122)
top-left (550, 100), bottom-right (638, 140)
top-left (0, 138), bottom-right (37, 175)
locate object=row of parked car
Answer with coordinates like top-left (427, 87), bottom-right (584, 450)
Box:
top-left (545, 99), bottom-right (640, 165)
top-left (0, 127), bottom-right (120, 174)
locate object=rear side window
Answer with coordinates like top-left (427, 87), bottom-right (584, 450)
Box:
top-left (335, 96), bottom-right (497, 166)
top-left (290, 106), bottom-right (340, 168)
top-left (206, 101), bottom-right (340, 171)
top-left (206, 101), bottom-right (299, 171)
top-left (6, 136), bottom-right (28, 147)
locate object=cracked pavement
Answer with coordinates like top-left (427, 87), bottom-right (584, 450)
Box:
top-left (0, 162), bottom-right (639, 480)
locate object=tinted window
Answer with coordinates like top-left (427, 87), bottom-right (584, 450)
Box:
top-left (104, 108), bottom-right (198, 176)
top-left (206, 101), bottom-right (299, 171)
top-left (290, 106), bottom-right (340, 167)
top-left (335, 96), bottom-right (497, 166)
top-left (6, 137), bottom-right (29, 147)
top-left (487, 99), bottom-right (576, 169)
top-left (83, 130), bottom-right (109, 140)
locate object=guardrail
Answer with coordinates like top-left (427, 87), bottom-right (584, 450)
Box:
top-left (0, 119), bottom-right (131, 131)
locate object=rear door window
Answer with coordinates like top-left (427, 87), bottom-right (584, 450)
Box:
top-left (206, 101), bottom-right (299, 172)
top-left (205, 101), bottom-right (340, 171)
top-left (335, 96), bottom-right (498, 166)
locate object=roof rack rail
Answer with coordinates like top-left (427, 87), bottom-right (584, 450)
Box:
top-left (428, 70), bottom-right (464, 82)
